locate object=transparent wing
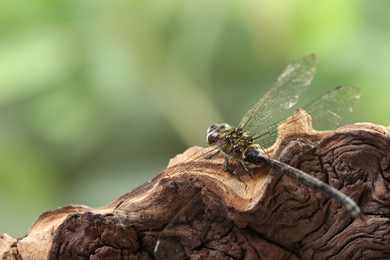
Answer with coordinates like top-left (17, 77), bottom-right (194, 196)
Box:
top-left (238, 53), bottom-right (317, 136)
top-left (252, 85), bottom-right (361, 148)
top-left (304, 85), bottom-right (361, 130)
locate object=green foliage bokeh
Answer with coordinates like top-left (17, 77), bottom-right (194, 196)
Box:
top-left (1, 0), bottom-right (389, 237)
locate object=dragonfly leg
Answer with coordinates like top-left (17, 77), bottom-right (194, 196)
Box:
top-left (224, 157), bottom-right (237, 175)
top-left (239, 161), bottom-right (254, 177)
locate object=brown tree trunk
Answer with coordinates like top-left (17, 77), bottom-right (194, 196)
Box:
top-left (2, 111), bottom-right (390, 259)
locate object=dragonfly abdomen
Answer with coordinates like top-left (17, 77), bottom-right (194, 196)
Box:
top-left (245, 145), bottom-right (361, 218)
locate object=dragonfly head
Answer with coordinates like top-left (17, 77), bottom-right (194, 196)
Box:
top-left (206, 123), bottom-right (232, 145)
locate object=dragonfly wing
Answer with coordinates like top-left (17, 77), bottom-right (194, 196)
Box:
top-left (303, 85), bottom-right (361, 130)
top-left (238, 53), bottom-right (317, 136)
top-left (252, 85), bottom-right (361, 148)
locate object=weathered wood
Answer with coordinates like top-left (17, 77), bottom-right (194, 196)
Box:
top-left (2, 112), bottom-right (390, 259)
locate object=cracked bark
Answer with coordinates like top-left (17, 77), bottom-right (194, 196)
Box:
top-left (1, 111), bottom-right (390, 259)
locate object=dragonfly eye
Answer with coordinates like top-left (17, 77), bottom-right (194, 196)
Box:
top-left (206, 123), bottom-right (232, 145)
top-left (219, 123), bottom-right (231, 130)
top-left (206, 124), bottom-right (219, 134)
top-left (206, 124), bottom-right (220, 145)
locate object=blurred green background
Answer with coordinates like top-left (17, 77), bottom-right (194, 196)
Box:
top-left (1, 0), bottom-right (390, 237)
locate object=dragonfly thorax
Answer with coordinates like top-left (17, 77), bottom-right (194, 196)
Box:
top-left (207, 123), bottom-right (254, 160)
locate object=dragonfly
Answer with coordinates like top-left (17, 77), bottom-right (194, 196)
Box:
top-left (113, 53), bottom-right (361, 259)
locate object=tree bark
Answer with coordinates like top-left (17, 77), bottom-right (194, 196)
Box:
top-left (2, 110), bottom-right (390, 259)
